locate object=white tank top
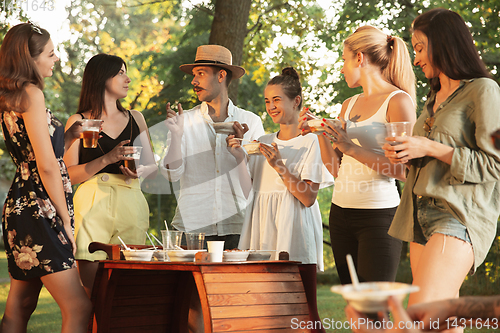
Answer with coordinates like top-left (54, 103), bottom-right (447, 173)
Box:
top-left (332, 91), bottom-right (410, 209)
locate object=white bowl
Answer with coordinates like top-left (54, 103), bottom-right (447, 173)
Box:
top-left (152, 250), bottom-right (166, 261)
top-left (330, 282), bottom-right (419, 313)
top-left (167, 249), bottom-right (206, 262)
top-left (213, 122), bottom-right (236, 135)
top-left (307, 118), bottom-right (341, 134)
top-left (223, 250), bottom-right (250, 262)
top-left (247, 250), bottom-right (274, 261)
top-left (243, 142), bottom-right (273, 155)
top-left (122, 249), bottom-right (154, 261)
top-left (243, 142), bottom-right (261, 155)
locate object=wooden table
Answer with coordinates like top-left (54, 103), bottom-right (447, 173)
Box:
top-left (88, 243), bottom-right (311, 333)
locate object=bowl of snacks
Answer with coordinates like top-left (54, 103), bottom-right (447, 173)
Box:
top-left (213, 121), bottom-right (236, 135)
top-left (243, 141), bottom-right (273, 155)
top-left (152, 250), bottom-right (166, 261)
top-left (247, 250), bottom-right (276, 261)
top-left (330, 281), bottom-right (419, 313)
top-left (167, 249), bottom-right (207, 262)
top-left (243, 141), bottom-right (261, 155)
top-left (223, 249), bottom-right (250, 262)
top-left (122, 249), bottom-right (155, 261)
top-left (307, 118), bottom-right (341, 134)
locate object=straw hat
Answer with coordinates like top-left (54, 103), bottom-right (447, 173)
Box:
top-left (179, 45), bottom-right (246, 79)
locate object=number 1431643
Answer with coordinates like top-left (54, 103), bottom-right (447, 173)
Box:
top-left (2, 0), bottom-right (55, 12)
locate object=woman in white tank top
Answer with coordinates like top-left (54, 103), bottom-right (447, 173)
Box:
top-left (301, 26), bottom-right (416, 285)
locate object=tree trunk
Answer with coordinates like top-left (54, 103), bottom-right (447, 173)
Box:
top-left (208, 0), bottom-right (252, 105)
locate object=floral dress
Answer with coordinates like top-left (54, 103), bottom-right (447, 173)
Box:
top-left (1, 109), bottom-right (76, 280)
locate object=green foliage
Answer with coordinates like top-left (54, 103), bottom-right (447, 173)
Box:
top-left (328, 0), bottom-right (500, 113)
top-left (462, 232), bottom-right (500, 296)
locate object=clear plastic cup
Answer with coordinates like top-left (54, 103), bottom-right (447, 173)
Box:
top-left (123, 146), bottom-right (142, 172)
top-left (161, 230), bottom-right (183, 250)
top-left (80, 119), bottom-right (103, 148)
top-left (385, 122), bottom-right (412, 141)
top-left (185, 232), bottom-right (205, 250)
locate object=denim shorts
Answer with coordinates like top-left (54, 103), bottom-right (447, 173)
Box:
top-left (413, 196), bottom-right (471, 245)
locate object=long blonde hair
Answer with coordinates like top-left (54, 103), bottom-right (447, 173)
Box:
top-left (344, 26), bottom-right (416, 103)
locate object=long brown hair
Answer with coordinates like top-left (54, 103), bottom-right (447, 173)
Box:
top-left (411, 8), bottom-right (491, 93)
top-left (344, 26), bottom-right (416, 104)
top-left (77, 53), bottom-right (127, 119)
top-left (0, 23), bottom-right (50, 112)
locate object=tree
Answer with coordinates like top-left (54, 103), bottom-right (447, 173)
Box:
top-left (209, 0), bottom-right (252, 103)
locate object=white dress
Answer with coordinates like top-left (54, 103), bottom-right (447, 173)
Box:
top-left (238, 132), bottom-right (330, 271)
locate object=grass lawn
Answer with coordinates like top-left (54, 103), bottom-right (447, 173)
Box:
top-left (0, 250), bottom-right (495, 332)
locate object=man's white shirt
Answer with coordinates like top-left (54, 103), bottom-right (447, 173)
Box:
top-left (160, 100), bottom-right (265, 234)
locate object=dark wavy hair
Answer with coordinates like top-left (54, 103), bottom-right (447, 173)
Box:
top-left (267, 67), bottom-right (303, 110)
top-left (0, 23), bottom-right (50, 112)
top-left (411, 8), bottom-right (491, 92)
top-left (77, 53), bottom-right (127, 119)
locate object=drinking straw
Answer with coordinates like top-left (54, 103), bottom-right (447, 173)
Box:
top-left (150, 233), bottom-right (163, 247)
top-left (346, 254), bottom-right (360, 291)
top-left (146, 232), bottom-right (157, 250)
top-left (164, 220), bottom-right (171, 249)
top-left (117, 236), bottom-right (131, 250)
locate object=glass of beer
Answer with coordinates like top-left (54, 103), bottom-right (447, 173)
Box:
top-left (80, 119), bottom-right (103, 148)
top-left (123, 146), bottom-right (142, 172)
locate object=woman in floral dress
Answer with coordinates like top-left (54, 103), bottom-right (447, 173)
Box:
top-left (0, 23), bottom-right (91, 332)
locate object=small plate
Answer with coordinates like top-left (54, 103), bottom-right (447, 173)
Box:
top-left (167, 249), bottom-right (206, 262)
top-left (223, 250), bottom-right (250, 262)
top-left (331, 282), bottom-right (419, 313)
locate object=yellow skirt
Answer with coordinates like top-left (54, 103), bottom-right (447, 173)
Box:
top-left (74, 173), bottom-right (149, 261)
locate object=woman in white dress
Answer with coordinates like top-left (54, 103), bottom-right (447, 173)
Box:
top-left (227, 67), bottom-right (331, 333)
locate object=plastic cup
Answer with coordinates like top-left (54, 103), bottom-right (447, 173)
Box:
top-left (170, 231), bottom-right (183, 248)
top-left (161, 230), bottom-right (183, 250)
top-left (80, 119), bottom-right (103, 148)
top-left (207, 241), bottom-right (225, 262)
top-left (385, 122), bottom-right (412, 140)
top-left (123, 146), bottom-right (142, 172)
top-left (186, 232), bottom-right (205, 250)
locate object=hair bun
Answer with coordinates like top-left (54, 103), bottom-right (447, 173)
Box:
top-left (281, 67), bottom-right (300, 80)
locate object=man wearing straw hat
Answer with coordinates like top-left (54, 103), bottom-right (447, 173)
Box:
top-left (160, 45), bottom-right (265, 249)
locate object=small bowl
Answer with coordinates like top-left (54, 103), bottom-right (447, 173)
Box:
top-left (307, 118), bottom-right (341, 134)
top-left (223, 250), bottom-right (250, 262)
top-left (247, 250), bottom-right (274, 261)
top-left (167, 249), bottom-right (207, 262)
top-left (122, 249), bottom-right (154, 261)
top-left (152, 250), bottom-right (166, 261)
top-left (330, 282), bottom-right (419, 313)
top-left (243, 142), bottom-right (261, 155)
top-left (213, 122), bottom-right (236, 135)
top-left (243, 141), bottom-right (273, 155)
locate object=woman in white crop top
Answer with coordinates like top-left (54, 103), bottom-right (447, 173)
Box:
top-left (301, 26), bottom-right (416, 284)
